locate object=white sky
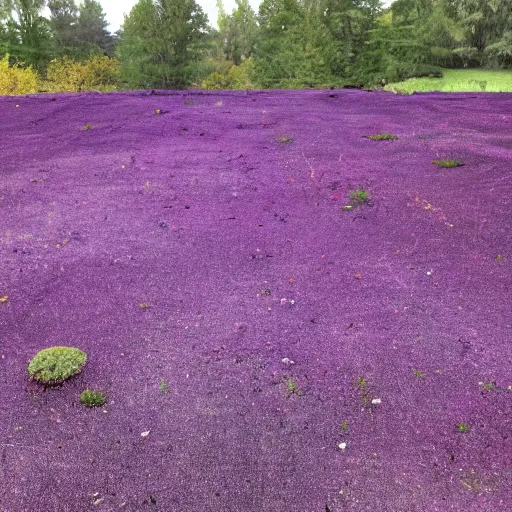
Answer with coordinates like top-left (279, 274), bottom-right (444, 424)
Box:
top-left (50, 0), bottom-right (394, 33)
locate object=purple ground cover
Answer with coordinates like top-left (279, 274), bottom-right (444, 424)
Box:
top-left (1, 89), bottom-right (511, 511)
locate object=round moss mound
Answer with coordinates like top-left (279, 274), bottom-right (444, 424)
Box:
top-left (80, 389), bottom-right (107, 407)
top-left (28, 346), bottom-right (87, 384)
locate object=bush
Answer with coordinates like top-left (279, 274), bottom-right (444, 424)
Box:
top-left (28, 346), bottom-right (87, 384)
top-left (43, 56), bottom-right (120, 93)
top-left (0, 55), bottom-right (38, 96)
top-left (201, 58), bottom-right (255, 90)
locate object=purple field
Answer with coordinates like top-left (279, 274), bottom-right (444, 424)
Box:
top-left (1, 89), bottom-right (511, 511)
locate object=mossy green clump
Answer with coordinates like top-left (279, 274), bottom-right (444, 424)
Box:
top-left (80, 389), bottom-right (107, 407)
top-left (278, 136), bottom-right (294, 143)
top-left (349, 187), bottom-right (370, 206)
top-left (457, 423), bottom-right (471, 433)
top-left (364, 134), bottom-right (398, 141)
top-left (28, 346), bottom-right (87, 384)
top-left (82, 123), bottom-right (92, 131)
top-left (432, 159), bottom-right (464, 168)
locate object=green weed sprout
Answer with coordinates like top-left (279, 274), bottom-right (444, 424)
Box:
top-left (80, 390), bottom-right (107, 407)
top-left (28, 346), bottom-right (87, 384)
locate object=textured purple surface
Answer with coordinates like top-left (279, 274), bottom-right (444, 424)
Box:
top-left (1, 89), bottom-right (511, 511)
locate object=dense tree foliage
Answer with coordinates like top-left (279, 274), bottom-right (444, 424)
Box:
top-left (0, 0), bottom-right (510, 91)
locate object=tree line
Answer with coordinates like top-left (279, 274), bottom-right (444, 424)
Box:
top-left (1, 0), bottom-right (511, 91)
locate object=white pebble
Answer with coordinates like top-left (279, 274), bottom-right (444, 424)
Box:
top-left (338, 442), bottom-right (347, 451)
top-left (371, 398), bottom-right (382, 405)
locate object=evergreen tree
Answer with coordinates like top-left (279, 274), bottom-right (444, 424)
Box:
top-left (47, 0), bottom-right (79, 56)
top-left (117, 0), bottom-right (208, 89)
top-left (76, 0), bottom-right (113, 56)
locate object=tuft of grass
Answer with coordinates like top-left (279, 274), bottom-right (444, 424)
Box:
top-left (432, 159), bottom-right (464, 168)
top-left (278, 136), bottom-right (294, 143)
top-left (496, 254), bottom-right (503, 263)
top-left (80, 389), bottom-right (107, 407)
top-left (412, 369), bottom-right (425, 379)
top-left (349, 187), bottom-right (370, 206)
top-left (457, 423), bottom-right (471, 433)
top-left (357, 377), bottom-right (368, 390)
top-left (28, 346), bottom-right (87, 384)
top-left (363, 133), bottom-right (398, 141)
top-left (340, 420), bottom-right (348, 431)
top-left (160, 378), bottom-right (168, 394)
top-left (82, 123), bottom-right (92, 131)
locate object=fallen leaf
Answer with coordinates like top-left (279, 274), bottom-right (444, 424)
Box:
top-left (141, 430), bottom-right (151, 438)
top-left (0, 296), bottom-right (8, 303)
top-left (354, 274), bottom-right (361, 280)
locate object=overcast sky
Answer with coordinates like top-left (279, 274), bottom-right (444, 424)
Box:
top-left (96, 0), bottom-right (393, 32)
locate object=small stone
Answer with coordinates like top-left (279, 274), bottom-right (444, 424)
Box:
top-left (281, 358), bottom-right (294, 365)
top-left (141, 430), bottom-right (151, 438)
top-left (338, 442), bottom-right (347, 451)
top-left (371, 398), bottom-right (382, 405)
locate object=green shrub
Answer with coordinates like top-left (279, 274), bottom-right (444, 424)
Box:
top-left (43, 56), bottom-right (120, 93)
top-left (0, 55), bottom-right (38, 96)
top-left (80, 389), bottom-right (107, 407)
top-left (201, 58), bottom-right (255, 90)
top-left (28, 346), bottom-right (87, 384)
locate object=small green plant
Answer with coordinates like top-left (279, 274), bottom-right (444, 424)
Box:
top-left (160, 378), bottom-right (168, 394)
top-left (284, 376), bottom-right (302, 396)
top-left (80, 389), bottom-right (107, 407)
top-left (349, 188), bottom-right (370, 206)
top-left (363, 134), bottom-right (398, 141)
top-left (28, 346), bottom-right (87, 384)
top-left (412, 369), bottom-right (425, 378)
top-left (340, 420), bottom-right (348, 431)
top-left (457, 423), bottom-right (471, 433)
top-left (82, 123), bottom-right (92, 131)
top-left (496, 254), bottom-right (503, 263)
top-left (480, 381), bottom-right (496, 392)
top-left (358, 377), bottom-right (368, 389)
top-left (278, 136), bottom-right (294, 143)
top-left (432, 159), bottom-right (464, 168)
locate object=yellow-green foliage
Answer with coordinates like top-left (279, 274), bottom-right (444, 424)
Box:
top-left (0, 55), bottom-right (38, 96)
top-left (201, 58), bottom-right (255, 90)
top-left (43, 56), bottom-right (120, 93)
